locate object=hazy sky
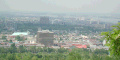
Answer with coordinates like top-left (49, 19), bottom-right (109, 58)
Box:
top-left (0, 0), bottom-right (120, 13)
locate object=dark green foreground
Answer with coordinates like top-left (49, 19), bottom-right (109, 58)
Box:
top-left (0, 44), bottom-right (119, 60)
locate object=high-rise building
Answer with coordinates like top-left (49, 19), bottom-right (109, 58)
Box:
top-left (40, 16), bottom-right (50, 24)
top-left (36, 30), bottom-right (54, 47)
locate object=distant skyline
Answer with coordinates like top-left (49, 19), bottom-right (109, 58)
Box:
top-left (0, 0), bottom-right (120, 13)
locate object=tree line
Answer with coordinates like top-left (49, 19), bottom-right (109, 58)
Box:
top-left (0, 43), bottom-right (119, 60)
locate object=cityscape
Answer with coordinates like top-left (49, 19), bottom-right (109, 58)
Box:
top-left (0, 14), bottom-right (115, 50)
top-left (0, 0), bottom-right (120, 60)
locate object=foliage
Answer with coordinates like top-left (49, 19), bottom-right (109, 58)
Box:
top-left (58, 48), bottom-right (68, 53)
top-left (93, 49), bottom-right (108, 55)
top-left (2, 35), bottom-right (7, 40)
top-left (18, 45), bottom-right (26, 53)
top-left (67, 50), bottom-right (81, 60)
top-left (101, 23), bottom-right (120, 56)
top-left (15, 36), bottom-right (24, 41)
top-left (0, 46), bottom-right (118, 60)
top-left (9, 40), bottom-right (12, 42)
top-left (9, 43), bottom-right (17, 53)
top-left (0, 45), bottom-right (119, 60)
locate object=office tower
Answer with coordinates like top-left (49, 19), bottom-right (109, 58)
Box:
top-left (36, 30), bottom-right (54, 46)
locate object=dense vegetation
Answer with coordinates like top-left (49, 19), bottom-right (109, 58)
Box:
top-left (0, 43), bottom-right (119, 60)
top-left (101, 23), bottom-right (120, 56)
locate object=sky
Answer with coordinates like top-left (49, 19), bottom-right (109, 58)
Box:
top-left (0, 0), bottom-right (120, 13)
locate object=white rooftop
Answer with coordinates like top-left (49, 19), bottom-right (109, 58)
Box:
top-left (38, 30), bottom-right (53, 33)
top-left (12, 32), bottom-right (29, 36)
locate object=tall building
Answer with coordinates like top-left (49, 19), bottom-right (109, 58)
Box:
top-left (40, 16), bottom-right (50, 24)
top-left (36, 30), bottom-right (54, 47)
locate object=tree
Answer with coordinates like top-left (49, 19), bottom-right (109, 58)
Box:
top-left (15, 36), bottom-right (23, 41)
top-left (31, 56), bottom-right (38, 60)
top-left (9, 43), bottom-right (17, 53)
top-left (9, 40), bottom-right (12, 42)
top-left (93, 49), bottom-right (108, 55)
top-left (18, 45), bottom-right (26, 53)
top-left (2, 35), bottom-right (7, 40)
top-left (47, 48), bottom-right (55, 53)
top-left (67, 51), bottom-right (81, 60)
top-left (101, 23), bottom-right (120, 56)
top-left (58, 48), bottom-right (67, 53)
top-left (29, 46), bottom-right (36, 53)
top-left (6, 53), bottom-right (16, 60)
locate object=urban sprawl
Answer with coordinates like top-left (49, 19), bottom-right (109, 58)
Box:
top-left (0, 13), bottom-right (119, 50)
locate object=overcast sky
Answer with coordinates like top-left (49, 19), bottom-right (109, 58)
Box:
top-left (0, 0), bottom-right (120, 13)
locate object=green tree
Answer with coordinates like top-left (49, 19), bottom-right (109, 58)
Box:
top-left (0, 47), bottom-right (7, 53)
top-left (67, 51), bottom-right (81, 60)
top-left (22, 52), bottom-right (32, 60)
top-left (47, 48), bottom-right (55, 53)
top-left (36, 47), bottom-right (43, 52)
top-left (94, 49), bottom-right (108, 55)
top-left (2, 35), bottom-right (7, 40)
top-left (16, 36), bottom-right (25, 41)
top-left (9, 40), bottom-right (12, 42)
top-left (6, 53), bottom-right (16, 60)
top-left (9, 43), bottom-right (17, 53)
top-left (101, 23), bottom-right (120, 56)
top-left (58, 48), bottom-right (67, 53)
top-left (31, 56), bottom-right (38, 60)
top-left (18, 45), bottom-right (26, 53)
top-left (28, 46), bottom-right (36, 53)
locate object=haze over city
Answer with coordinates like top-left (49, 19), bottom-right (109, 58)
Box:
top-left (0, 0), bottom-right (120, 60)
top-left (1, 0), bottom-right (120, 13)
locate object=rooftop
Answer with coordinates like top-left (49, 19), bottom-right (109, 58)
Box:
top-left (38, 30), bottom-right (53, 33)
top-left (12, 32), bottom-right (29, 36)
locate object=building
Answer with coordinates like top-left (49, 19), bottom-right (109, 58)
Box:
top-left (36, 30), bottom-right (54, 47)
top-left (12, 31), bottom-right (29, 36)
top-left (11, 31), bottom-right (30, 37)
top-left (72, 44), bottom-right (87, 48)
top-left (9, 31), bottom-right (30, 39)
top-left (103, 40), bottom-right (106, 46)
top-left (90, 20), bottom-right (99, 24)
top-left (40, 16), bottom-right (50, 24)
